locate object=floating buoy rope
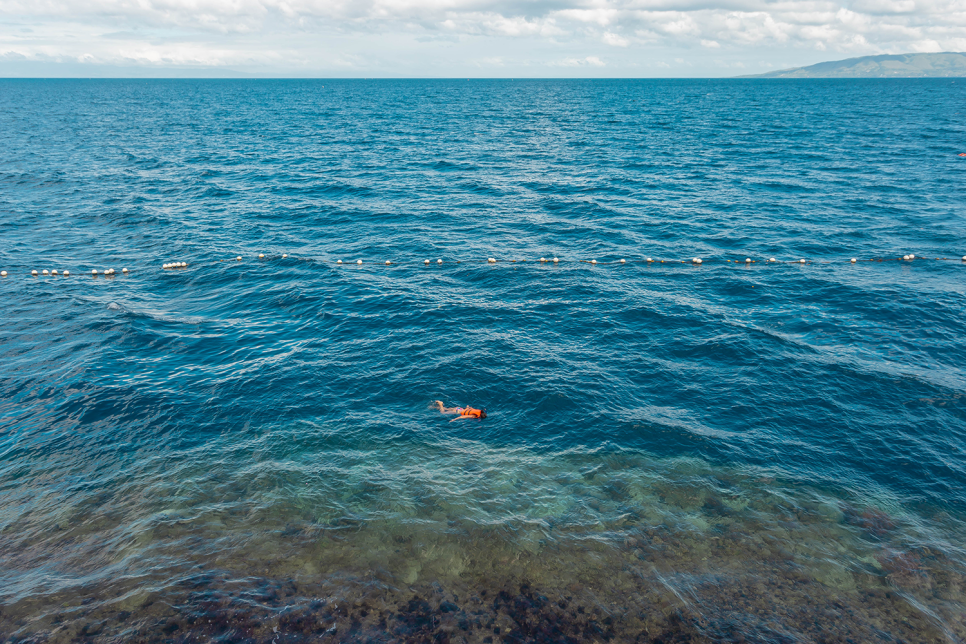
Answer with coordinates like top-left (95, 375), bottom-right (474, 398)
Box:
top-left (2, 254), bottom-right (962, 284)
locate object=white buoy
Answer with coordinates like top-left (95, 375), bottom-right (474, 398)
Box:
top-left (51, 269), bottom-right (58, 275)
top-left (357, 260), bottom-right (362, 265)
top-left (591, 259), bottom-right (597, 265)
top-left (236, 256), bottom-right (242, 261)
top-left (0, 271), bottom-right (5, 277)
top-left (646, 257), bottom-right (652, 262)
top-left (745, 258), bottom-right (751, 263)
top-left (385, 260), bottom-right (391, 265)
top-left (696, 258), bottom-right (702, 264)
top-left (692, 258), bottom-right (702, 264)
top-left (92, 269), bottom-right (98, 275)
top-left (540, 258), bottom-right (546, 263)
top-left (259, 254), bottom-right (265, 259)
top-left (31, 270), bottom-right (37, 275)
top-left (282, 254), bottom-right (287, 258)
top-left (437, 259), bottom-right (442, 264)
top-left (851, 258), bottom-right (857, 263)
top-left (909, 254), bottom-right (915, 259)
top-left (424, 259), bottom-right (430, 264)
top-left (163, 263), bottom-right (169, 269)
top-left (799, 259), bottom-right (806, 264)
top-left (42, 269), bottom-right (49, 275)
top-left (903, 255), bottom-right (909, 260)
top-left (63, 270), bottom-right (69, 277)
top-left (181, 262), bottom-right (186, 267)
top-left (488, 258), bottom-right (496, 263)
top-left (620, 259), bottom-right (626, 264)
top-left (962, 256), bottom-right (966, 261)
top-left (553, 257), bottom-right (559, 263)
top-left (769, 258), bottom-right (776, 262)
top-left (122, 268), bottom-right (128, 273)
top-left (337, 260), bottom-right (343, 264)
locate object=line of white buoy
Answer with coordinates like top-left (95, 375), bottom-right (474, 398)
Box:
top-left (14, 268), bottom-right (135, 278)
top-left (4, 253), bottom-right (964, 283)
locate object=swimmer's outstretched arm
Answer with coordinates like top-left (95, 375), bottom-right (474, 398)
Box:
top-left (449, 415), bottom-right (472, 422)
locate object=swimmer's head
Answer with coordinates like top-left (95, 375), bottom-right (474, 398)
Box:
top-left (480, 410), bottom-right (488, 419)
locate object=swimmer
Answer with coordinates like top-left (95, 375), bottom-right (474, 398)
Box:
top-left (434, 400), bottom-right (487, 420)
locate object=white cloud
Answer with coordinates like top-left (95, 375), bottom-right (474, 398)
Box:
top-left (1, 0), bottom-right (964, 75)
top-left (603, 31), bottom-right (629, 46)
top-left (554, 55), bottom-right (606, 66)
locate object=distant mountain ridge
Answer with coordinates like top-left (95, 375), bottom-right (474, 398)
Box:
top-left (745, 52), bottom-right (966, 78)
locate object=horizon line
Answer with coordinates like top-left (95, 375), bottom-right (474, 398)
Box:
top-left (0, 76), bottom-right (952, 80)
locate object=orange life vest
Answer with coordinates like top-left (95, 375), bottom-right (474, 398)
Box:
top-left (460, 407), bottom-right (483, 418)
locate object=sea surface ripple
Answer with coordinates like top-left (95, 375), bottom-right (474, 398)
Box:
top-left (1, 79), bottom-right (965, 643)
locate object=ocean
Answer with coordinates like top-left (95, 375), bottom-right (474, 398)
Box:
top-left (1, 78), bottom-right (964, 643)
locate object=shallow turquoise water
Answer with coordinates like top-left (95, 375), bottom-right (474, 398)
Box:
top-left (1, 78), bottom-right (965, 643)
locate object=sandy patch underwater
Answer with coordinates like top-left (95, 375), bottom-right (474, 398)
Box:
top-left (2, 424), bottom-right (964, 643)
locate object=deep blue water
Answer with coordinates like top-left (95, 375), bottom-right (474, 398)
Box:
top-left (1, 79), bottom-right (965, 643)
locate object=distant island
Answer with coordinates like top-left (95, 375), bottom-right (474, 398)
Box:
top-left (743, 52), bottom-right (966, 78)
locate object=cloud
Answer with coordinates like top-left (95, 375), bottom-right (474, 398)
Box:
top-left (603, 31), bottom-right (629, 46)
top-left (1, 0), bottom-right (965, 75)
top-left (554, 55), bottom-right (606, 66)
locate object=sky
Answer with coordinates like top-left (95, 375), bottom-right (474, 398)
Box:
top-left (1, 0), bottom-right (965, 77)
